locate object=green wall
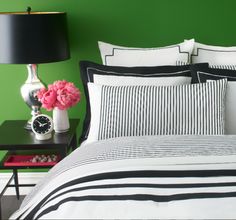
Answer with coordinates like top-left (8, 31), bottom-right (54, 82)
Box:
top-left (0, 0), bottom-right (236, 143)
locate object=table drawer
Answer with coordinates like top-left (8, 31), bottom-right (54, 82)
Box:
top-left (4, 154), bottom-right (60, 167)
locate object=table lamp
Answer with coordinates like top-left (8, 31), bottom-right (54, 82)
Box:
top-left (0, 7), bottom-right (70, 129)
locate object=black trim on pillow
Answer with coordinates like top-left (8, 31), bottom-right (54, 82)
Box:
top-left (191, 47), bottom-right (236, 67)
top-left (191, 65), bottom-right (236, 83)
top-left (79, 61), bottom-right (209, 143)
top-left (105, 45), bottom-right (191, 65)
top-left (85, 65), bottom-right (192, 82)
top-left (192, 47), bottom-right (236, 56)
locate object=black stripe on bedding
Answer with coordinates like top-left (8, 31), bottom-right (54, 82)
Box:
top-left (97, 79), bottom-right (226, 139)
top-left (40, 181), bottom-right (236, 212)
top-left (19, 135), bottom-right (236, 216)
top-left (36, 191), bottom-right (236, 219)
top-left (20, 169), bottom-right (236, 220)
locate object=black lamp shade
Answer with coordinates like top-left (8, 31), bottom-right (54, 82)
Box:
top-left (0, 12), bottom-right (70, 64)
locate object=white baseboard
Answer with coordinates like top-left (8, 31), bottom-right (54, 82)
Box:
top-left (0, 172), bottom-right (46, 195)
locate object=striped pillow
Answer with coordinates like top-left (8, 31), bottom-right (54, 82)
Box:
top-left (190, 65), bottom-right (236, 135)
top-left (209, 65), bottom-right (236, 70)
top-left (79, 60), bottom-right (209, 143)
top-left (87, 79), bottom-right (227, 143)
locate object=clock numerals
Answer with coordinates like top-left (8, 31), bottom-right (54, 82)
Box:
top-left (32, 114), bottom-right (53, 140)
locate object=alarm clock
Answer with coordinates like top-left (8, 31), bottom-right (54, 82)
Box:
top-left (31, 114), bottom-right (54, 140)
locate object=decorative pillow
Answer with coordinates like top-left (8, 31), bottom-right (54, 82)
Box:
top-left (79, 61), bottom-right (209, 143)
top-left (87, 79), bottom-right (227, 143)
top-left (93, 74), bottom-right (191, 86)
top-left (191, 41), bottom-right (236, 69)
top-left (98, 39), bottom-right (195, 66)
top-left (191, 65), bottom-right (236, 83)
top-left (80, 60), bottom-right (202, 83)
top-left (191, 65), bottom-right (236, 134)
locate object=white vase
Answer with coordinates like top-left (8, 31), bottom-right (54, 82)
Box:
top-left (53, 107), bottom-right (70, 133)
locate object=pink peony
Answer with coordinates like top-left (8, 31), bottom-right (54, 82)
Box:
top-left (37, 87), bottom-right (47, 100)
top-left (37, 80), bottom-right (81, 111)
top-left (52, 80), bottom-right (68, 90)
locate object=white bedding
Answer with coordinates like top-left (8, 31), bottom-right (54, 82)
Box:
top-left (11, 135), bottom-right (236, 219)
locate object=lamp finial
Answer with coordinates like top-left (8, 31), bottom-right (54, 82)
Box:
top-left (27, 6), bottom-right (31, 14)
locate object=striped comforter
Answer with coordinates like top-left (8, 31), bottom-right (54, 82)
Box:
top-left (11, 135), bottom-right (236, 219)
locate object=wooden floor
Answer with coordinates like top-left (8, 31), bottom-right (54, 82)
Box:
top-left (1, 195), bottom-right (25, 220)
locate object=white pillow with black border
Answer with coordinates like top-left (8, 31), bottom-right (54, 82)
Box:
top-left (79, 60), bottom-right (209, 144)
top-left (98, 39), bottom-right (195, 67)
top-left (192, 41), bottom-right (236, 69)
top-left (191, 65), bottom-right (236, 134)
top-left (87, 79), bottom-right (227, 143)
top-left (206, 80), bottom-right (236, 134)
top-left (93, 74), bottom-right (191, 86)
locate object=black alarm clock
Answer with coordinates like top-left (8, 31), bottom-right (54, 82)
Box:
top-left (31, 114), bottom-right (54, 140)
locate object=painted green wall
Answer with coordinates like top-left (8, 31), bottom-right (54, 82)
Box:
top-left (0, 0), bottom-right (236, 145)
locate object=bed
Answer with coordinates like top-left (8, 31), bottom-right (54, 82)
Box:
top-left (10, 39), bottom-right (236, 219)
top-left (10, 135), bottom-right (236, 219)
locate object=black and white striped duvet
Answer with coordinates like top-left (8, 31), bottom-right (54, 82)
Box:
top-left (11, 135), bottom-right (236, 219)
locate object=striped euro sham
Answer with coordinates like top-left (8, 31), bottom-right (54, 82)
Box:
top-left (87, 79), bottom-right (227, 142)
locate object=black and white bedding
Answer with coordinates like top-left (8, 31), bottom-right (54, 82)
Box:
top-left (11, 39), bottom-right (236, 219)
top-left (11, 135), bottom-right (236, 219)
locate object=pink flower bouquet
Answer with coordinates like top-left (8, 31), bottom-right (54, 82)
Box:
top-left (37, 80), bottom-right (81, 111)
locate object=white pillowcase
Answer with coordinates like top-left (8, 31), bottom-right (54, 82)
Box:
top-left (192, 42), bottom-right (236, 69)
top-left (98, 39), bottom-right (195, 67)
top-left (93, 74), bottom-right (191, 86)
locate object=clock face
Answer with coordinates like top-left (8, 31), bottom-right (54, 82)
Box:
top-left (32, 115), bottom-right (53, 134)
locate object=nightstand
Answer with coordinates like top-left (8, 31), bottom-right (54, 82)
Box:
top-left (0, 119), bottom-right (79, 201)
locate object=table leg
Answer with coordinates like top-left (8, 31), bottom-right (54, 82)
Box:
top-left (60, 147), bottom-right (67, 159)
top-left (71, 134), bottom-right (77, 151)
top-left (0, 197), bottom-right (2, 220)
top-left (13, 169), bottom-right (20, 200)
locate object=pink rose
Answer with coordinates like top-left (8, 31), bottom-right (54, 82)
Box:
top-left (55, 82), bottom-right (81, 110)
top-left (37, 80), bottom-right (81, 111)
top-left (37, 87), bottom-right (47, 100)
top-left (38, 88), bottom-right (57, 111)
top-left (52, 80), bottom-right (68, 91)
